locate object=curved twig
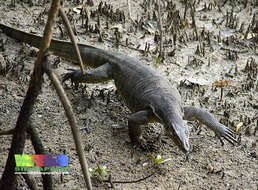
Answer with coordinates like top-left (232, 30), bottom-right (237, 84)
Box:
top-left (42, 55), bottom-right (92, 190)
top-left (59, 8), bottom-right (85, 75)
top-left (0, 0), bottom-right (60, 189)
top-left (103, 172), bottom-right (156, 188)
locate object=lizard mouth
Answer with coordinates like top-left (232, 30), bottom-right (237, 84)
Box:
top-left (168, 131), bottom-right (189, 153)
top-left (166, 118), bottom-right (190, 154)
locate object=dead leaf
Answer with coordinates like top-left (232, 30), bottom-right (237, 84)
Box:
top-left (235, 122), bottom-right (243, 132)
top-left (213, 80), bottom-right (233, 87)
top-left (207, 163), bottom-right (214, 173)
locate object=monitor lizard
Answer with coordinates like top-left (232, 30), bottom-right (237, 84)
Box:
top-left (0, 24), bottom-right (237, 159)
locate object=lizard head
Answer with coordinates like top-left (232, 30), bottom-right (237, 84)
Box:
top-left (149, 95), bottom-right (189, 159)
top-left (165, 115), bottom-right (190, 156)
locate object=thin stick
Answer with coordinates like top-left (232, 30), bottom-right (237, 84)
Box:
top-left (22, 174), bottom-right (38, 190)
top-left (27, 120), bottom-right (53, 189)
top-left (59, 8), bottom-right (85, 75)
top-left (157, 0), bottom-right (164, 59)
top-left (0, 0), bottom-right (60, 189)
top-left (103, 172), bottom-right (155, 188)
top-left (42, 57), bottom-right (92, 190)
top-left (127, 0), bottom-right (132, 20)
top-left (0, 129), bottom-right (15, 135)
top-left (127, 0), bottom-right (136, 24)
top-left (109, 172), bottom-right (155, 183)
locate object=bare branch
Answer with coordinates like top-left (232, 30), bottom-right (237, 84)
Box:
top-left (0, 0), bottom-right (60, 189)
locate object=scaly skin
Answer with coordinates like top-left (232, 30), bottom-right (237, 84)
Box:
top-left (0, 24), bottom-right (237, 157)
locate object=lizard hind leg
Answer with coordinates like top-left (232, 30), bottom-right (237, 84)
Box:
top-left (128, 108), bottom-right (157, 144)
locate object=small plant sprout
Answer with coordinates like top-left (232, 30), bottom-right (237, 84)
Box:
top-left (150, 154), bottom-right (172, 165)
top-left (88, 168), bottom-right (95, 176)
top-left (155, 55), bottom-right (161, 64)
top-left (89, 164), bottom-right (111, 181)
top-left (97, 164), bottom-right (110, 179)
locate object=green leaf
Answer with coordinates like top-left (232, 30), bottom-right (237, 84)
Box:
top-left (155, 155), bottom-right (163, 164)
top-left (88, 168), bottom-right (95, 176)
top-left (97, 164), bottom-right (108, 178)
top-left (157, 158), bottom-right (172, 164)
top-left (150, 154), bottom-right (172, 164)
top-left (155, 56), bottom-right (160, 64)
top-left (150, 154), bottom-right (156, 162)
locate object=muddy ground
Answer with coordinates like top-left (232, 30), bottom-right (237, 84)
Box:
top-left (0, 0), bottom-right (257, 189)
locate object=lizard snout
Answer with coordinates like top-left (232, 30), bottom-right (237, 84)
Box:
top-left (166, 118), bottom-right (190, 154)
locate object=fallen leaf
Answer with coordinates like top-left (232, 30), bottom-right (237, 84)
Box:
top-left (207, 163), bottom-right (214, 173)
top-left (213, 80), bottom-right (233, 87)
top-left (235, 122), bottom-right (243, 132)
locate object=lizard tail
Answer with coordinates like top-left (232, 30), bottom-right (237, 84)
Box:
top-left (0, 23), bottom-right (84, 64)
top-left (0, 23), bottom-right (42, 49)
top-left (0, 23), bottom-right (114, 68)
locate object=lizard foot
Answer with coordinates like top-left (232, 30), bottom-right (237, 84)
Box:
top-left (62, 69), bottom-right (82, 88)
top-left (216, 124), bottom-right (238, 146)
top-left (130, 135), bottom-right (146, 145)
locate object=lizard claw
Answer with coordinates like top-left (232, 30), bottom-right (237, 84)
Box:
top-left (216, 124), bottom-right (238, 146)
top-left (62, 69), bottom-right (82, 88)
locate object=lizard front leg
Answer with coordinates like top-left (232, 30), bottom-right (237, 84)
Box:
top-left (183, 106), bottom-right (237, 145)
top-left (128, 108), bottom-right (157, 144)
top-left (62, 63), bottom-right (112, 84)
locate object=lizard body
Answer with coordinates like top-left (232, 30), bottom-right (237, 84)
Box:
top-left (0, 24), bottom-right (237, 157)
